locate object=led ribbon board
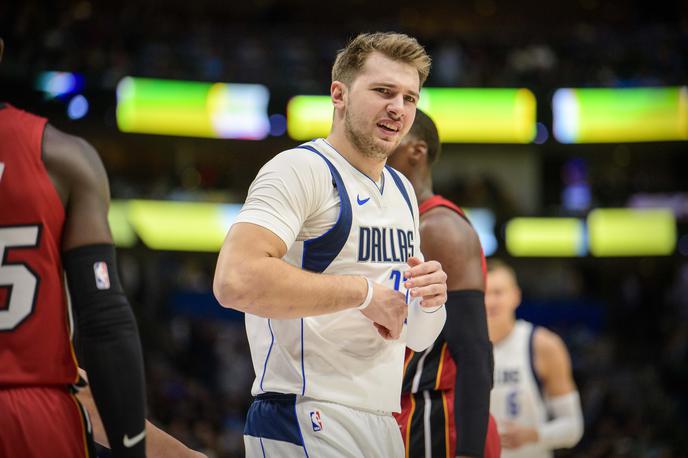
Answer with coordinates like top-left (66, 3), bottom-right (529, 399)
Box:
top-left (116, 77), bottom-right (270, 139)
top-left (588, 208), bottom-right (676, 256)
top-left (287, 88), bottom-right (537, 143)
top-left (418, 88), bottom-right (536, 143)
top-left (506, 217), bottom-right (586, 257)
top-left (125, 200), bottom-right (241, 252)
top-left (553, 87), bottom-right (688, 143)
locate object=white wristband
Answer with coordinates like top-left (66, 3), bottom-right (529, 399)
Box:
top-left (357, 278), bottom-right (374, 310)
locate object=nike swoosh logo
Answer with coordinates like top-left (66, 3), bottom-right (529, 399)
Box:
top-left (123, 430), bottom-right (146, 448)
top-left (357, 195), bottom-right (370, 205)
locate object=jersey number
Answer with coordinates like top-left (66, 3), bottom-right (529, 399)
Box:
top-left (0, 226), bottom-right (41, 331)
top-left (507, 390), bottom-right (520, 418)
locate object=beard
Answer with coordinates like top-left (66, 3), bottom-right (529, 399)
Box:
top-left (344, 109), bottom-right (398, 160)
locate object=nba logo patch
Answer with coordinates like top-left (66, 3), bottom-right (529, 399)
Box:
top-left (309, 410), bottom-right (323, 432)
top-left (93, 262), bottom-right (111, 290)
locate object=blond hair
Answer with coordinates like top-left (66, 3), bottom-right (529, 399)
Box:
top-left (332, 32), bottom-right (431, 87)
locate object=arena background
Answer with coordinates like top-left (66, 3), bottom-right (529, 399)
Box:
top-left (1, 0), bottom-right (687, 456)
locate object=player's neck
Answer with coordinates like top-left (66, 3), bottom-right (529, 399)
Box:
top-left (489, 318), bottom-right (516, 344)
top-left (326, 132), bottom-right (386, 182)
top-left (415, 177), bottom-right (434, 205)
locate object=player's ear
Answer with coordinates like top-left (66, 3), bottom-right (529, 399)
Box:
top-left (331, 81), bottom-right (346, 109)
top-left (410, 139), bottom-right (428, 163)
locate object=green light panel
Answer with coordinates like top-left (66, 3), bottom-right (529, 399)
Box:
top-left (116, 77), bottom-right (270, 139)
top-left (418, 88), bottom-right (536, 143)
top-left (287, 96), bottom-right (333, 140)
top-left (126, 200), bottom-right (241, 252)
top-left (588, 208), bottom-right (676, 256)
top-left (553, 87), bottom-right (688, 143)
top-left (286, 88), bottom-right (537, 143)
top-left (506, 217), bottom-right (586, 257)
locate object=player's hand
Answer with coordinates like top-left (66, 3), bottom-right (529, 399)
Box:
top-left (360, 281), bottom-right (408, 340)
top-left (404, 256), bottom-right (447, 309)
top-left (499, 421), bottom-right (538, 449)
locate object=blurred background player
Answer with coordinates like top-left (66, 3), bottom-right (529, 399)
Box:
top-left (0, 35), bottom-right (147, 458)
top-left (214, 32), bottom-right (448, 457)
top-left (388, 109), bottom-right (500, 458)
top-left (485, 259), bottom-right (583, 457)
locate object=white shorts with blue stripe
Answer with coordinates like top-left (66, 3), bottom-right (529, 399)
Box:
top-left (244, 393), bottom-right (404, 458)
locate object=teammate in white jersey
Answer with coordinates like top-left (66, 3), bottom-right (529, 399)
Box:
top-left (213, 32), bottom-right (448, 457)
top-left (485, 259), bottom-right (583, 458)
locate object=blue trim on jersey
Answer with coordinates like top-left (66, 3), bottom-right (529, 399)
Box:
top-left (259, 437), bottom-right (266, 458)
top-left (259, 319), bottom-right (275, 392)
top-left (385, 166), bottom-right (414, 222)
top-left (295, 400), bottom-right (310, 458)
top-left (244, 393), bottom-right (304, 447)
top-left (528, 325), bottom-right (545, 399)
top-left (296, 144), bottom-right (352, 274)
top-left (321, 138), bottom-right (385, 194)
top-left (300, 319), bottom-right (306, 396)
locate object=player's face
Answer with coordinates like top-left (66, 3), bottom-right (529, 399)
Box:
top-left (343, 52), bottom-right (420, 160)
top-left (485, 268), bottom-right (521, 325)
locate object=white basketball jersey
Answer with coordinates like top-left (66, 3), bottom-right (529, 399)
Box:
top-left (490, 320), bottom-right (551, 458)
top-left (236, 138), bottom-right (420, 414)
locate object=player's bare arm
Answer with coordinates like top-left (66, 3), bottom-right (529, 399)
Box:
top-left (214, 222), bottom-right (408, 338)
top-left (43, 124), bottom-right (148, 457)
top-left (501, 328), bottom-right (583, 449)
top-left (42, 124), bottom-right (113, 248)
top-left (421, 206), bottom-right (493, 458)
top-left (418, 207), bottom-right (485, 291)
top-left (534, 327), bottom-right (577, 396)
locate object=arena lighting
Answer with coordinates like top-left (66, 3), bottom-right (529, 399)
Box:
top-left (35, 71), bottom-right (84, 99)
top-left (417, 88), bottom-right (537, 143)
top-left (506, 217), bottom-right (586, 257)
top-left (116, 77), bottom-right (270, 139)
top-left (66, 95), bottom-right (89, 120)
top-left (108, 201), bottom-right (137, 248)
top-left (286, 88), bottom-right (537, 143)
top-left (126, 200), bottom-right (243, 252)
top-left (552, 86), bottom-right (688, 143)
top-left (587, 208), bottom-right (676, 256)
top-left (286, 95), bottom-right (333, 140)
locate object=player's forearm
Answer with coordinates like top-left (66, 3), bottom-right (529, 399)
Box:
top-left (144, 421), bottom-right (206, 458)
top-left (214, 255), bottom-right (367, 318)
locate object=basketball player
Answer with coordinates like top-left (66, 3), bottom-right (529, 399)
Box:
top-left (213, 33), bottom-right (448, 457)
top-left (486, 259), bottom-right (583, 457)
top-left (0, 36), bottom-right (147, 457)
top-left (387, 110), bottom-right (500, 458)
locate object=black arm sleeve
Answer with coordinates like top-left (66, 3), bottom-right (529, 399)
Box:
top-left (443, 289), bottom-right (493, 457)
top-left (63, 244), bottom-right (146, 458)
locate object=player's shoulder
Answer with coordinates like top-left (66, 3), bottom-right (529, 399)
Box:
top-left (43, 124), bottom-right (102, 167)
top-left (42, 124), bottom-right (107, 192)
top-left (533, 325), bottom-right (569, 358)
top-left (421, 205), bottom-right (480, 252)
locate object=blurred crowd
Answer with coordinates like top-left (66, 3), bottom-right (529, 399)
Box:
top-left (2, 0), bottom-right (686, 92)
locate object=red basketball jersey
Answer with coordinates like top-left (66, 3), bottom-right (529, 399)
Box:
top-left (398, 194), bottom-right (500, 458)
top-left (0, 103), bottom-right (78, 386)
